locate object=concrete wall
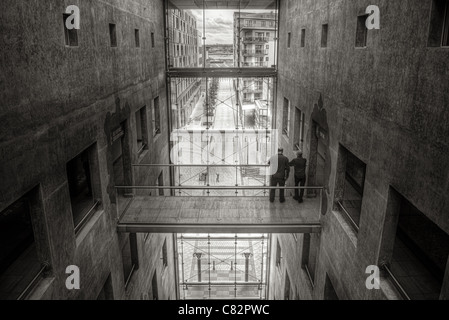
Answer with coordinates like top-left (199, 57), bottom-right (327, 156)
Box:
top-left (270, 0), bottom-right (449, 300)
top-left (0, 0), bottom-right (177, 300)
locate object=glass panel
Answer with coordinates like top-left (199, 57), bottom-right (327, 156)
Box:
top-left (169, 76), bottom-right (276, 196)
top-left (178, 234), bottom-right (268, 300)
top-left (166, 2), bottom-right (278, 69)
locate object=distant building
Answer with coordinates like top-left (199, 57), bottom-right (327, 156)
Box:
top-left (233, 12), bottom-right (277, 68)
top-left (168, 9), bottom-right (202, 128)
top-left (233, 12), bottom-right (277, 128)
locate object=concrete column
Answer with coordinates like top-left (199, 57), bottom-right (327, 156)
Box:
top-left (243, 253), bottom-right (253, 282)
top-left (193, 253), bottom-right (203, 282)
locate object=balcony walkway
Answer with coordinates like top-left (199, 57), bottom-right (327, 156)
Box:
top-left (117, 192), bottom-right (322, 234)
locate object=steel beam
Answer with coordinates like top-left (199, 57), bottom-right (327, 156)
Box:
top-left (167, 67), bottom-right (277, 78)
top-left (117, 223), bottom-right (321, 234)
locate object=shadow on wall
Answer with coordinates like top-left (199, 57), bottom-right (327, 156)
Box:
top-left (308, 94), bottom-right (332, 215)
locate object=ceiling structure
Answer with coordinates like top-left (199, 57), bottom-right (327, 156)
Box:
top-left (167, 0), bottom-right (277, 10)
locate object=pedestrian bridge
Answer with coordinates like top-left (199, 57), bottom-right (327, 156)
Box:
top-left (115, 186), bottom-right (323, 234)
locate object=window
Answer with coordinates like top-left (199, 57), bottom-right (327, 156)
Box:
top-left (335, 145), bottom-right (366, 231)
top-left (122, 233), bottom-right (139, 289)
top-left (321, 24), bottom-right (329, 47)
top-left (386, 188), bottom-right (449, 300)
top-left (151, 270), bottom-right (158, 300)
top-left (0, 187), bottom-right (43, 299)
top-left (324, 274), bottom-right (339, 300)
top-left (282, 97), bottom-right (290, 136)
top-left (63, 14), bottom-right (78, 46)
top-left (276, 239), bottom-right (281, 267)
top-left (428, 0), bottom-right (449, 47)
top-left (157, 171), bottom-right (164, 196)
top-left (109, 23), bottom-right (117, 47)
top-left (266, 44), bottom-right (269, 49)
top-left (300, 29), bottom-right (306, 47)
top-left (135, 29), bottom-right (140, 47)
top-left (151, 32), bottom-right (155, 47)
top-left (301, 233), bottom-right (318, 285)
top-left (355, 15), bottom-right (368, 47)
top-left (294, 107), bottom-right (305, 149)
top-left (97, 274), bottom-right (113, 300)
top-left (162, 239), bottom-right (168, 268)
top-left (135, 106), bottom-right (148, 153)
top-left (284, 271), bottom-right (291, 300)
top-left (112, 123), bottom-right (125, 187)
top-left (287, 32), bottom-right (291, 48)
top-left (152, 96), bottom-right (161, 136)
top-left (66, 144), bottom-right (99, 232)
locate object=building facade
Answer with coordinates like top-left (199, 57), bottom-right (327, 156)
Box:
top-left (1, 0), bottom-right (448, 301)
top-left (168, 9), bottom-right (201, 128)
top-left (0, 0), bottom-right (177, 300)
top-left (269, 0), bottom-right (449, 300)
top-left (233, 12), bottom-right (277, 128)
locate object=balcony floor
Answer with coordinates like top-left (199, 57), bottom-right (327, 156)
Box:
top-left (117, 196), bottom-right (321, 233)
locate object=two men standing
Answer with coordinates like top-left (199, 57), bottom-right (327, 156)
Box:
top-left (268, 148), bottom-right (307, 203)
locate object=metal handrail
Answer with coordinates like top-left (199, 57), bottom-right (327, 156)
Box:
top-left (115, 186), bottom-right (324, 190)
top-left (137, 143), bottom-right (146, 154)
top-left (132, 164), bottom-right (269, 167)
top-left (16, 261), bottom-right (50, 300)
top-left (381, 264), bottom-right (411, 300)
top-left (336, 200), bottom-right (359, 232)
top-left (180, 282), bottom-right (266, 286)
top-left (74, 200), bottom-right (101, 234)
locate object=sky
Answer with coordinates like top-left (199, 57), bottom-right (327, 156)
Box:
top-left (189, 10), bottom-right (275, 45)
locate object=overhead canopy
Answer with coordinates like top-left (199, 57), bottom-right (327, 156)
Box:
top-left (167, 0), bottom-right (277, 10)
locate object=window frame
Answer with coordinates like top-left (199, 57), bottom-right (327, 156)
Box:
top-left (63, 13), bottom-right (79, 47)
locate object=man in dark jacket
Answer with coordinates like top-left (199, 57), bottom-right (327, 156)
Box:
top-left (268, 147), bottom-right (290, 203)
top-left (289, 150), bottom-right (307, 203)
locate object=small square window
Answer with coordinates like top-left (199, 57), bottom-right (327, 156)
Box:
top-left (300, 29), bottom-right (306, 47)
top-left (428, 0), bottom-right (449, 47)
top-left (109, 23), bottom-right (117, 47)
top-left (135, 106), bottom-right (148, 153)
top-left (162, 239), bottom-right (168, 268)
top-left (282, 97), bottom-right (290, 136)
top-left (321, 24), bottom-right (329, 47)
top-left (135, 29), bottom-right (140, 47)
top-left (63, 14), bottom-right (78, 46)
top-left (152, 96), bottom-right (161, 136)
top-left (276, 240), bottom-right (282, 267)
top-left (355, 15), bottom-right (368, 47)
top-left (122, 233), bottom-right (139, 288)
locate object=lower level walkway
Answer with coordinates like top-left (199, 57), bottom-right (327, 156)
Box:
top-left (117, 196), bottom-right (321, 233)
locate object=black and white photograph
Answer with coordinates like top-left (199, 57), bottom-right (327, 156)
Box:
top-left (0, 0), bottom-right (448, 308)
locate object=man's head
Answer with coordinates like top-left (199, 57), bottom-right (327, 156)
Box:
top-left (296, 150), bottom-right (303, 158)
top-left (278, 147), bottom-right (284, 154)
